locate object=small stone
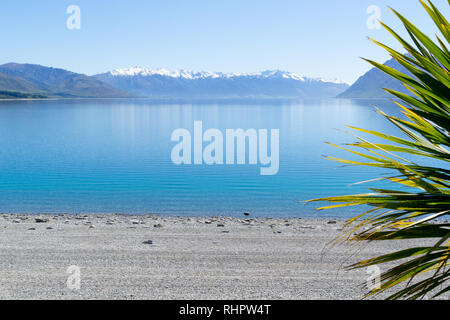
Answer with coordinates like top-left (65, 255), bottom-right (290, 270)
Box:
top-left (12, 219), bottom-right (21, 223)
top-left (35, 218), bottom-right (48, 223)
top-left (28, 227), bottom-right (36, 230)
top-left (244, 212), bottom-right (250, 216)
top-left (46, 227), bottom-right (53, 230)
top-left (217, 224), bottom-right (225, 227)
top-left (154, 224), bottom-right (163, 228)
top-left (142, 240), bottom-right (153, 245)
top-left (131, 220), bottom-right (139, 225)
top-left (327, 221), bottom-right (337, 224)
top-left (89, 225), bottom-right (95, 229)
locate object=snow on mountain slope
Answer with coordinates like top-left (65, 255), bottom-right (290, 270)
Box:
top-left (107, 68), bottom-right (308, 81)
top-left (94, 68), bottom-right (349, 99)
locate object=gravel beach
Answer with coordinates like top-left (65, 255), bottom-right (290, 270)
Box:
top-left (0, 214), bottom-right (441, 300)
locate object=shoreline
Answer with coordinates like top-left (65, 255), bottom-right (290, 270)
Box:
top-left (0, 212), bottom-right (347, 219)
top-left (1, 213), bottom-right (440, 300)
top-left (0, 96), bottom-right (397, 102)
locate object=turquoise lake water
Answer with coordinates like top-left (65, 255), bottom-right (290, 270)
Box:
top-left (0, 98), bottom-right (408, 218)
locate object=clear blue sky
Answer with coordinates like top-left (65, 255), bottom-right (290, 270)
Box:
top-left (0, 0), bottom-right (448, 83)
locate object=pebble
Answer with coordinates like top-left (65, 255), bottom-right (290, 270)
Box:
top-left (154, 224), bottom-right (163, 228)
top-left (244, 212), bottom-right (250, 216)
top-left (217, 224), bottom-right (225, 227)
top-left (12, 219), bottom-right (21, 223)
top-left (142, 240), bottom-right (153, 245)
top-left (35, 218), bottom-right (48, 223)
top-left (28, 227), bottom-right (36, 230)
top-left (327, 221), bottom-right (337, 224)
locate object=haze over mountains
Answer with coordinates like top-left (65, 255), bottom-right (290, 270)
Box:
top-left (0, 58), bottom-right (408, 100)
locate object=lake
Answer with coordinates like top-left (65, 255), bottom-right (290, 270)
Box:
top-left (0, 98), bottom-right (406, 218)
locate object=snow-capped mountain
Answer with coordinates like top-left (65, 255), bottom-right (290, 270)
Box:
top-left (94, 68), bottom-right (349, 99)
top-left (107, 68), bottom-right (307, 81)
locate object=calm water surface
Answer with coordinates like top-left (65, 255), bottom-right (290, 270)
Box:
top-left (0, 99), bottom-right (408, 218)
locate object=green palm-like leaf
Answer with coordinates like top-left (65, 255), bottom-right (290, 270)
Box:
top-left (309, 0), bottom-right (450, 299)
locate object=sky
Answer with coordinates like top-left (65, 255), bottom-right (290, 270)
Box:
top-left (0, 0), bottom-right (448, 84)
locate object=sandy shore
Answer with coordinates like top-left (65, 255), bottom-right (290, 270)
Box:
top-left (0, 213), bottom-right (441, 300)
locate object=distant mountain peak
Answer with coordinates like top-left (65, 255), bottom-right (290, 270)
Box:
top-left (105, 68), bottom-right (352, 87)
top-left (314, 77), bottom-right (350, 85)
top-left (109, 67), bottom-right (220, 79)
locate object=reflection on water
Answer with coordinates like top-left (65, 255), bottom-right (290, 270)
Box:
top-left (0, 98), bottom-right (408, 217)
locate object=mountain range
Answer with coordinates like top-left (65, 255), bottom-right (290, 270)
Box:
top-left (94, 68), bottom-right (349, 99)
top-left (0, 58), bottom-right (410, 100)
